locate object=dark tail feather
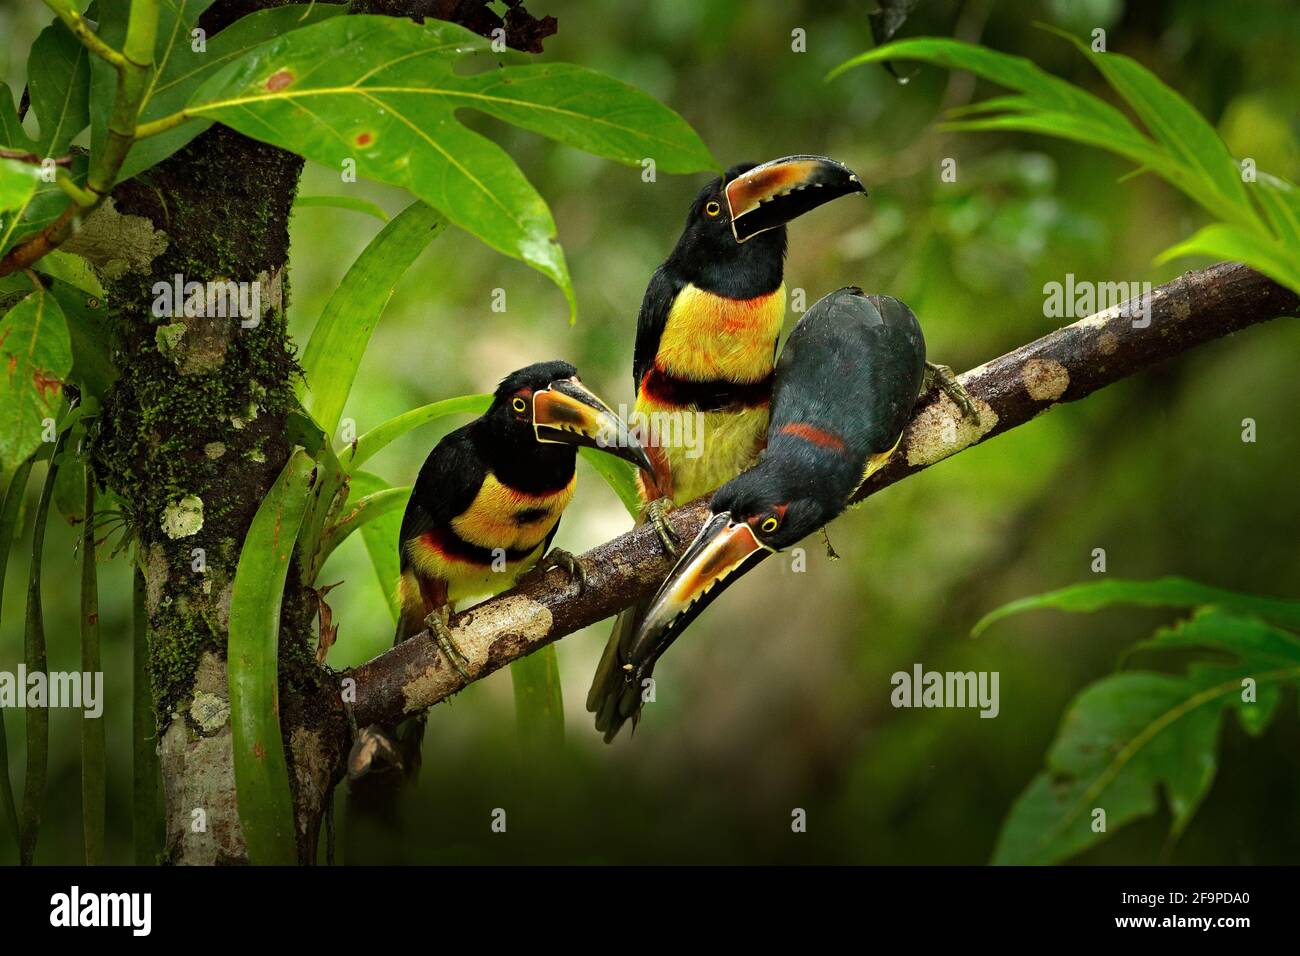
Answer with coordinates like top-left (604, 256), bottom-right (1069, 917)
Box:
top-left (587, 596), bottom-right (653, 743)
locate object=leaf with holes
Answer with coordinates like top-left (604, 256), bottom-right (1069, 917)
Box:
top-left (177, 14), bottom-right (716, 319)
top-left (0, 285), bottom-right (72, 470)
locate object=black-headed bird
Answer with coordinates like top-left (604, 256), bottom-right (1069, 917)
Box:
top-left (590, 287), bottom-right (940, 740)
top-left (586, 156), bottom-right (869, 727)
top-left (348, 361), bottom-right (651, 783)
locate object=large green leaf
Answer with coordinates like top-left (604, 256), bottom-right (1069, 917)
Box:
top-left (1157, 223), bottom-right (1300, 295)
top-left (299, 201), bottom-right (446, 438)
top-left (318, 482), bottom-right (410, 569)
top-left (47, 280), bottom-right (117, 400)
top-left (1252, 173), bottom-right (1300, 247)
top-left (177, 15), bottom-right (716, 319)
top-left (0, 286), bottom-right (73, 471)
top-left (116, 2), bottom-right (344, 182)
top-left (0, 159), bottom-right (39, 216)
top-left (27, 17), bottom-right (91, 156)
top-left (228, 449), bottom-right (315, 866)
top-left (973, 575), bottom-right (1300, 636)
top-left (993, 610), bottom-right (1300, 865)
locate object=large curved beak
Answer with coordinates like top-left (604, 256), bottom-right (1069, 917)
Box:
top-left (725, 155), bottom-right (866, 243)
top-left (532, 377), bottom-right (654, 472)
top-left (627, 512), bottom-right (773, 677)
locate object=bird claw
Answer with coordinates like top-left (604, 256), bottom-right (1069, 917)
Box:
top-left (536, 547), bottom-right (587, 594)
top-left (924, 361), bottom-right (980, 425)
top-left (643, 497), bottom-right (680, 555)
top-left (424, 606), bottom-right (472, 681)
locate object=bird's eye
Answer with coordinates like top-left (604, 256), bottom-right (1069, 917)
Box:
top-left (760, 516), bottom-right (779, 534)
top-left (705, 200), bottom-right (722, 217)
top-left (512, 397), bottom-right (528, 414)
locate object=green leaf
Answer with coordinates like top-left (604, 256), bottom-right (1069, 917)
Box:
top-left (0, 459), bottom-right (35, 855)
top-left (228, 449), bottom-right (316, 866)
top-left (973, 576), bottom-right (1300, 637)
top-left (116, 2), bottom-right (345, 182)
top-left (0, 83), bottom-right (34, 151)
top-left (831, 38), bottom-right (1268, 243)
top-left (27, 17), bottom-right (91, 156)
top-left (20, 429), bottom-right (67, 864)
top-left (299, 201), bottom-right (446, 438)
top-left (47, 280), bottom-right (117, 400)
top-left (348, 470), bottom-right (402, 624)
top-left (1251, 173), bottom-right (1300, 247)
top-left (318, 482), bottom-right (410, 569)
top-left (341, 394), bottom-right (490, 470)
top-left (181, 15), bottom-right (716, 319)
top-left (1157, 223), bottom-right (1300, 295)
top-left (0, 159), bottom-right (40, 215)
top-left (0, 154), bottom-right (89, 259)
top-left (511, 645), bottom-right (565, 748)
top-left (131, 567), bottom-right (162, 865)
top-left (0, 286), bottom-right (73, 471)
top-left (34, 250), bottom-right (105, 298)
top-left (1039, 24), bottom-right (1259, 232)
top-left (993, 611), bottom-right (1300, 865)
top-left (80, 474), bottom-right (105, 865)
top-left (294, 194), bottom-right (390, 222)
top-left (578, 447), bottom-right (641, 517)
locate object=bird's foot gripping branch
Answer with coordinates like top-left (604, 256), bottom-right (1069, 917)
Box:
top-left (347, 262), bottom-right (1300, 731)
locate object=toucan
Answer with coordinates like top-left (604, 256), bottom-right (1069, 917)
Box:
top-left (585, 156), bottom-right (869, 731)
top-left (589, 287), bottom-right (938, 740)
top-left (348, 361), bottom-right (651, 783)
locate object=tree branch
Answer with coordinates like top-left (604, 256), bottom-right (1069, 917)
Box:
top-left (347, 262), bottom-right (1299, 728)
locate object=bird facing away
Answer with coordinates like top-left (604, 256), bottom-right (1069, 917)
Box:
top-left (348, 361), bottom-right (651, 784)
top-left (590, 288), bottom-right (931, 741)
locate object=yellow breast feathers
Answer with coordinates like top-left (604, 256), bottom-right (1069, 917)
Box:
top-left (654, 283), bottom-right (786, 383)
top-left (451, 472), bottom-right (576, 551)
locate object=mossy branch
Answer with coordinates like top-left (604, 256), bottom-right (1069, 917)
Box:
top-left (346, 262), bottom-right (1300, 729)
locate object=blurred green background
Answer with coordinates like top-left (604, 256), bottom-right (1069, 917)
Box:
top-left (1, 0), bottom-right (1298, 864)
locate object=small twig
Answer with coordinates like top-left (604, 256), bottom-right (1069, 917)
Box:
top-left (0, 148), bottom-right (73, 167)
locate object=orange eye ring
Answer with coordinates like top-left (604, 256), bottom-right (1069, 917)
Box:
top-left (705, 200), bottom-right (722, 217)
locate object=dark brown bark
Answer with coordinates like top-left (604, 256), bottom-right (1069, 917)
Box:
top-left (347, 262), bottom-right (1300, 729)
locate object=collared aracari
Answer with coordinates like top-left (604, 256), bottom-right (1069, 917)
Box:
top-left (348, 361), bottom-right (651, 783)
top-left (585, 157), bottom-right (868, 732)
top-left (589, 287), bottom-right (936, 740)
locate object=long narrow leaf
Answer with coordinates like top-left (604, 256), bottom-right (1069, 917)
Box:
top-left (294, 194), bottom-right (390, 222)
top-left (131, 566), bottom-right (161, 865)
top-left (341, 395), bottom-right (489, 469)
top-left (1156, 224), bottom-right (1300, 295)
top-left (0, 458), bottom-right (34, 856)
top-left (80, 472), bottom-right (104, 865)
top-left (578, 448), bottom-right (641, 518)
top-left (19, 437), bottom-right (64, 865)
top-left (318, 484), bottom-right (410, 568)
top-left (299, 202), bottom-right (446, 439)
top-left (228, 450), bottom-right (316, 865)
top-left (511, 645), bottom-right (565, 748)
top-left (348, 471), bottom-right (402, 624)
top-left (973, 576), bottom-right (1300, 637)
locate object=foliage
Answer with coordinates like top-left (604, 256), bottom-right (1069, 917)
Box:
top-left (979, 579), bottom-right (1300, 864)
top-left (831, 30), bottom-right (1300, 293)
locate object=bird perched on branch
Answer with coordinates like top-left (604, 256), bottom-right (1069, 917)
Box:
top-left (349, 361), bottom-right (651, 784)
top-left (586, 155), bottom-right (869, 729)
top-left (590, 287), bottom-right (958, 740)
